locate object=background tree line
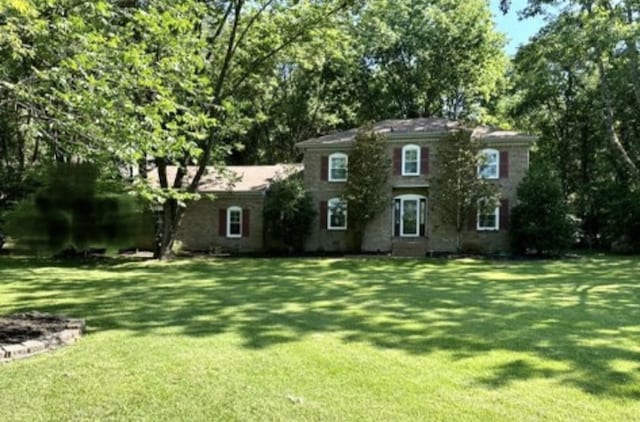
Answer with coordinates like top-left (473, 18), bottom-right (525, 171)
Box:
top-left (504, 0), bottom-right (640, 252)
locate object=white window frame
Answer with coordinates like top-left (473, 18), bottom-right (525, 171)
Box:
top-left (394, 194), bottom-right (427, 237)
top-left (402, 144), bottom-right (421, 176)
top-left (327, 197), bottom-right (347, 230)
top-left (477, 202), bottom-right (499, 231)
top-left (478, 148), bottom-right (499, 179)
top-left (226, 206), bottom-right (242, 238)
top-left (328, 153), bottom-right (348, 182)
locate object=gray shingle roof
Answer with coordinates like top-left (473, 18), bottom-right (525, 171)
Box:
top-left (296, 118), bottom-right (536, 147)
top-left (153, 164), bottom-right (303, 193)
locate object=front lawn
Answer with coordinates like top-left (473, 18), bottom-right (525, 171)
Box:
top-left (0, 256), bottom-right (639, 420)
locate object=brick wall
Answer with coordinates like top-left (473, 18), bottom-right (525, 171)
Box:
top-left (176, 194), bottom-right (265, 253)
top-left (301, 137), bottom-right (531, 254)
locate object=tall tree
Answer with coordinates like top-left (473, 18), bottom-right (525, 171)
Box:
top-left (353, 0), bottom-right (508, 122)
top-left (3, 0), bottom-right (354, 258)
top-left (508, 0), bottom-right (640, 248)
top-left (431, 130), bottom-right (499, 252)
top-left (342, 127), bottom-right (391, 251)
top-left (232, 0), bottom-right (511, 165)
top-left (503, 0), bottom-right (640, 181)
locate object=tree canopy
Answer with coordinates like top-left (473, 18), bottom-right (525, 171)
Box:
top-left (2, 0), bottom-right (638, 255)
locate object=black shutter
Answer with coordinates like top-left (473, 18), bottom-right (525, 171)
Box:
top-left (500, 151), bottom-right (509, 178)
top-left (421, 147), bottom-right (430, 175)
top-left (218, 209), bottom-right (227, 236)
top-left (393, 148), bottom-right (402, 175)
top-left (500, 199), bottom-right (509, 231)
top-left (320, 201), bottom-right (328, 229)
top-left (420, 198), bottom-right (427, 236)
top-left (321, 156), bottom-right (328, 181)
top-left (394, 198), bottom-right (401, 236)
top-left (242, 209), bottom-right (250, 237)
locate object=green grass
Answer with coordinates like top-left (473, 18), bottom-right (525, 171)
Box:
top-left (0, 255), bottom-right (639, 421)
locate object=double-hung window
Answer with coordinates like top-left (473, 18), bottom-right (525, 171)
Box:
top-left (327, 197), bottom-right (347, 230)
top-left (227, 206), bottom-right (242, 237)
top-left (478, 149), bottom-right (499, 179)
top-left (329, 153), bottom-right (348, 182)
top-left (477, 200), bottom-right (499, 231)
top-left (402, 145), bottom-right (420, 176)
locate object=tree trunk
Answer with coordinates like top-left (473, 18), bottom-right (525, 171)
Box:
top-left (153, 158), bottom-right (187, 260)
top-left (455, 207), bottom-right (462, 253)
top-left (625, 2), bottom-right (640, 109)
top-left (153, 198), bottom-right (185, 260)
top-left (596, 56), bottom-right (640, 180)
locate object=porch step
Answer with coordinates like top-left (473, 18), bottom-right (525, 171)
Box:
top-left (392, 240), bottom-right (428, 257)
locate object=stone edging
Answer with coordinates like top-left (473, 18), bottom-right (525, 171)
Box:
top-left (0, 315), bottom-right (85, 364)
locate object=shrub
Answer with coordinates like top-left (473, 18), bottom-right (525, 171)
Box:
top-left (601, 186), bottom-right (640, 253)
top-left (5, 163), bottom-right (144, 255)
top-left (263, 172), bottom-right (316, 253)
top-left (510, 162), bottom-right (575, 255)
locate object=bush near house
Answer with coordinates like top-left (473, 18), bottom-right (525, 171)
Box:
top-left (263, 174), bottom-right (316, 253)
top-left (510, 163), bottom-right (575, 255)
top-left (5, 163), bottom-right (144, 255)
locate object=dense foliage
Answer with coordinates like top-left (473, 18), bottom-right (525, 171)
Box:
top-left (263, 172), bottom-right (316, 253)
top-left (509, 163), bottom-right (575, 255)
top-left (431, 130), bottom-right (499, 252)
top-left (342, 127), bottom-right (391, 251)
top-left (506, 0), bottom-right (640, 251)
top-left (0, 0), bottom-right (354, 257)
top-left (5, 163), bottom-right (144, 254)
top-left (234, 0), bottom-right (509, 164)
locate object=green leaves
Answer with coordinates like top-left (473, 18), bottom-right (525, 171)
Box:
top-left (343, 127), bottom-right (391, 250)
top-left (431, 130), bottom-right (499, 251)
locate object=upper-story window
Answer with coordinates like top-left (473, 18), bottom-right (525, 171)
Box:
top-left (328, 197), bottom-right (347, 230)
top-left (329, 153), bottom-right (348, 182)
top-left (478, 149), bottom-right (499, 179)
top-left (227, 206), bottom-right (242, 238)
top-left (402, 144), bottom-right (420, 176)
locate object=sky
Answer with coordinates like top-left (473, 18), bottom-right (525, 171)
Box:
top-left (489, 0), bottom-right (548, 56)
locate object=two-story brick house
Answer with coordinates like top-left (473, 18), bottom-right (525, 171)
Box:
top-left (296, 118), bottom-right (535, 255)
top-left (172, 118), bottom-right (534, 255)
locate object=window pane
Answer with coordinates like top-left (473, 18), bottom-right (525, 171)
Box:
top-left (330, 211), bottom-right (345, 228)
top-left (479, 164), bottom-right (497, 178)
top-left (330, 156), bottom-right (347, 180)
top-left (479, 151), bottom-right (498, 178)
top-left (229, 210), bottom-right (241, 235)
top-left (478, 204), bottom-right (498, 230)
top-left (404, 161), bottom-right (418, 174)
top-left (403, 148), bottom-right (418, 174)
top-left (328, 200), bottom-right (347, 229)
top-left (402, 200), bottom-right (418, 235)
top-left (405, 149), bottom-right (417, 161)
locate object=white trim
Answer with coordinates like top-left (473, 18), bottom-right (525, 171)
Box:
top-left (393, 194), bottom-right (427, 237)
top-left (328, 153), bottom-right (348, 182)
top-left (226, 206), bottom-right (242, 238)
top-left (401, 144), bottom-right (421, 176)
top-left (327, 197), bottom-right (347, 230)
top-left (477, 203), bottom-right (500, 231)
top-left (478, 148), bottom-right (499, 179)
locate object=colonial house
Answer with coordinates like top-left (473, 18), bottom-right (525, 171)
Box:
top-left (173, 118), bottom-right (535, 255)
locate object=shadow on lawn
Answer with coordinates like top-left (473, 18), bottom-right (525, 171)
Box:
top-left (1, 255), bottom-right (639, 398)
